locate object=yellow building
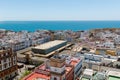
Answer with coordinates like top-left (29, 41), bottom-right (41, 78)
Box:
top-left (106, 50), bottom-right (116, 56)
top-left (95, 49), bottom-right (116, 56)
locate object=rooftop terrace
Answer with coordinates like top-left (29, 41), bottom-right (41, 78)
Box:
top-left (107, 71), bottom-right (120, 78)
top-left (81, 77), bottom-right (89, 80)
top-left (24, 72), bottom-right (50, 80)
top-left (108, 76), bottom-right (120, 80)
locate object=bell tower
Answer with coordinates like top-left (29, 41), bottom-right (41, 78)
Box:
top-left (50, 55), bottom-right (66, 80)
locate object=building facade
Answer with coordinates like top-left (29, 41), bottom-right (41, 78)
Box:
top-left (50, 55), bottom-right (66, 80)
top-left (23, 55), bottom-right (75, 80)
top-left (0, 48), bottom-right (18, 80)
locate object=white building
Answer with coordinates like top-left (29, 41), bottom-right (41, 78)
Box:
top-left (103, 41), bottom-right (115, 49)
top-left (82, 69), bottom-right (94, 80)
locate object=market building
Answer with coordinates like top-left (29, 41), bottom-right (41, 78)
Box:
top-left (32, 40), bottom-right (67, 54)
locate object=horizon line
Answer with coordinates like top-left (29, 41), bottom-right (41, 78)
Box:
top-left (0, 20), bottom-right (120, 22)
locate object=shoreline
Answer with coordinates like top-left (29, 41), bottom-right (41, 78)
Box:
top-left (1, 28), bottom-right (120, 32)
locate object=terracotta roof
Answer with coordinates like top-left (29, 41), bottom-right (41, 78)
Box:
top-left (65, 66), bottom-right (73, 75)
top-left (70, 58), bottom-right (81, 67)
top-left (23, 63), bottom-right (74, 80)
top-left (24, 72), bottom-right (50, 80)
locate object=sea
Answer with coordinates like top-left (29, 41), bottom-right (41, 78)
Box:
top-left (0, 21), bottom-right (120, 32)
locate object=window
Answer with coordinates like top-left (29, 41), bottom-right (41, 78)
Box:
top-left (9, 58), bottom-right (11, 62)
top-left (13, 60), bottom-right (16, 65)
top-left (4, 64), bottom-right (7, 69)
top-left (6, 53), bottom-right (8, 56)
top-left (14, 56), bottom-right (16, 60)
top-left (1, 54), bottom-right (3, 57)
top-left (8, 52), bottom-right (10, 55)
top-left (0, 66), bottom-right (2, 71)
top-left (55, 69), bottom-right (57, 72)
top-left (9, 63), bottom-right (11, 67)
top-left (4, 54), bottom-right (6, 56)
top-left (4, 59), bottom-right (6, 62)
top-left (54, 77), bottom-right (57, 80)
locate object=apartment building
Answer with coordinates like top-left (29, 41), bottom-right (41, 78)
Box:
top-left (0, 48), bottom-right (18, 80)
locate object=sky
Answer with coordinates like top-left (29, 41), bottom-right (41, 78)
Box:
top-left (0, 0), bottom-right (120, 21)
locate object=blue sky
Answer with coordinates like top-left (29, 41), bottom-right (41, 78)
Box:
top-left (0, 0), bottom-right (120, 21)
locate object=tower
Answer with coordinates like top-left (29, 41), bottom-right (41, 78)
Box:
top-left (50, 55), bottom-right (66, 80)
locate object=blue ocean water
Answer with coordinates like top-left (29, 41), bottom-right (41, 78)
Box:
top-left (0, 21), bottom-right (120, 32)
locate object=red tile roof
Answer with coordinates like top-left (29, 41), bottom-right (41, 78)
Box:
top-left (70, 58), bottom-right (81, 67)
top-left (24, 72), bottom-right (50, 80)
top-left (23, 63), bottom-right (74, 80)
top-left (23, 57), bottom-right (81, 80)
top-left (65, 66), bottom-right (73, 75)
